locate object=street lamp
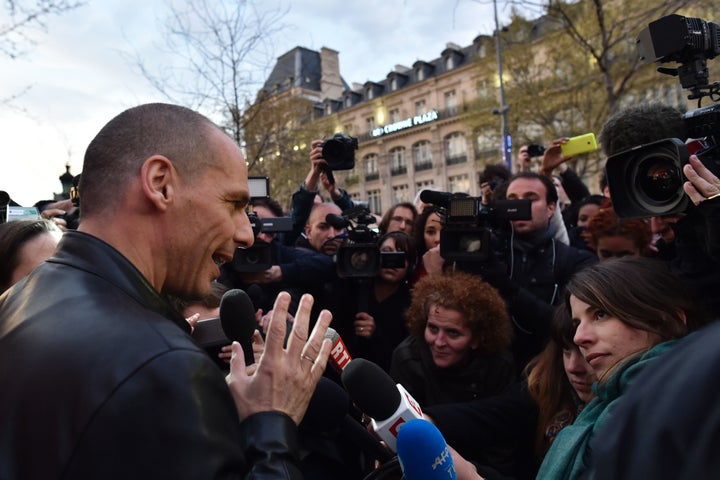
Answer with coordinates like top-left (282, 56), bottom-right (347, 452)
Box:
top-left (492, 0), bottom-right (512, 172)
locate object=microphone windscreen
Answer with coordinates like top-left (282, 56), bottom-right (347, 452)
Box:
top-left (300, 377), bottom-right (350, 435)
top-left (419, 189), bottom-right (453, 208)
top-left (324, 327), bottom-right (340, 344)
top-left (219, 289), bottom-right (256, 364)
top-left (397, 419), bottom-right (457, 480)
top-left (341, 358), bottom-right (400, 421)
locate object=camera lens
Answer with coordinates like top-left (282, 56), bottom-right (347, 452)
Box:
top-left (635, 156), bottom-right (682, 203)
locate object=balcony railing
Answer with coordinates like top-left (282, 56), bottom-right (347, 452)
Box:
top-left (391, 166), bottom-right (408, 176)
top-left (414, 161), bottom-right (433, 172)
top-left (446, 154), bottom-right (468, 165)
top-left (365, 173), bottom-right (380, 182)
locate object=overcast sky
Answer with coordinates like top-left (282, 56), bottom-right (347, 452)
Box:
top-left (1, 0), bottom-right (513, 206)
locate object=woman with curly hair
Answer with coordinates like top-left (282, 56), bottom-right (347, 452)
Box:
top-left (582, 199), bottom-right (652, 261)
top-left (390, 271), bottom-right (514, 407)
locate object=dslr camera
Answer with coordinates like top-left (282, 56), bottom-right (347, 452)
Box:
top-left (321, 133), bottom-right (358, 171)
top-left (606, 14), bottom-right (720, 218)
top-left (326, 205), bottom-right (405, 278)
top-left (420, 190), bottom-right (531, 262)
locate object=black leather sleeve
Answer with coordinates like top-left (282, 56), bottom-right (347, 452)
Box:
top-left (239, 412), bottom-right (303, 479)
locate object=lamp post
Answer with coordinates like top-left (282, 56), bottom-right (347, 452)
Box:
top-left (492, 0), bottom-right (512, 172)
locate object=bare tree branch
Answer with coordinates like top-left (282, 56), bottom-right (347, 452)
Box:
top-left (1, 0), bottom-right (85, 59)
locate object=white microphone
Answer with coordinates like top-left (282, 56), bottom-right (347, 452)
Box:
top-left (341, 358), bottom-right (423, 452)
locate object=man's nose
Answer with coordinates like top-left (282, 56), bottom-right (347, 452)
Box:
top-left (234, 213), bottom-right (255, 248)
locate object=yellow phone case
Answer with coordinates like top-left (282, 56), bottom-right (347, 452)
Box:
top-left (561, 133), bottom-right (598, 157)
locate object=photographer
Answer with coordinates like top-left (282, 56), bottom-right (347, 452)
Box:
top-left (220, 197), bottom-right (337, 315)
top-left (600, 103), bottom-right (720, 314)
top-left (324, 231), bottom-right (416, 372)
top-left (449, 172), bottom-right (596, 374)
top-left (284, 138), bottom-right (355, 247)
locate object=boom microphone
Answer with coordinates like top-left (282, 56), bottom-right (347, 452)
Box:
top-left (341, 358), bottom-right (423, 452)
top-left (396, 419), bottom-right (457, 480)
top-left (325, 327), bottom-right (352, 372)
top-left (419, 189), bottom-right (455, 209)
top-left (219, 289), bottom-right (257, 365)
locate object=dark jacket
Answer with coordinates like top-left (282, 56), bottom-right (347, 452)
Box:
top-left (425, 381), bottom-right (539, 480)
top-left (390, 335), bottom-right (515, 407)
top-left (0, 231), bottom-right (302, 479)
top-left (472, 229), bottom-right (596, 371)
top-left (326, 278), bottom-right (411, 372)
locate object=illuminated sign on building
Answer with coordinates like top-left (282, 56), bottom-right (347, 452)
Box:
top-left (371, 110), bottom-right (439, 138)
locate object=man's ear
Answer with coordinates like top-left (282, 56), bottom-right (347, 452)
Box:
top-left (547, 198), bottom-right (557, 219)
top-left (140, 156), bottom-right (176, 212)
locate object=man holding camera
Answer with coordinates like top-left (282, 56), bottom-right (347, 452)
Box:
top-left (478, 171), bottom-right (596, 371)
top-left (284, 138), bottom-right (355, 247)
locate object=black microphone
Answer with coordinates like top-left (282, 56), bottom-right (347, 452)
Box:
top-left (219, 289), bottom-right (257, 365)
top-left (419, 189), bottom-right (455, 208)
top-left (341, 358), bottom-right (423, 452)
top-left (301, 377), bottom-right (394, 464)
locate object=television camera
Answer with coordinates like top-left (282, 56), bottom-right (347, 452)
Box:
top-left (232, 177), bottom-right (293, 272)
top-left (419, 190), bottom-right (531, 262)
top-left (326, 205), bottom-right (405, 279)
top-left (606, 14), bottom-right (720, 218)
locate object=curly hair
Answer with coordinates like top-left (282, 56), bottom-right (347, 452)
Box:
top-left (405, 271), bottom-right (513, 354)
top-left (584, 203), bottom-right (652, 254)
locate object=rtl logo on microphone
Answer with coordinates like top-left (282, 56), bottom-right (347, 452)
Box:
top-left (330, 338), bottom-right (352, 370)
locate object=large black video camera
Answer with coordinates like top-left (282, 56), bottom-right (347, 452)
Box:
top-left (232, 213), bottom-right (293, 272)
top-left (326, 205), bottom-right (405, 278)
top-left (606, 14), bottom-right (720, 218)
top-left (232, 177), bottom-right (293, 272)
top-left (420, 190), bottom-right (531, 262)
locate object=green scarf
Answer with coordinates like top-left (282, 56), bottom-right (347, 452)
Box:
top-left (536, 340), bottom-right (678, 479)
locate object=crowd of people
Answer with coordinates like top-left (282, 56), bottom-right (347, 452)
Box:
top-left (1, 99), bottom-right (719, 479)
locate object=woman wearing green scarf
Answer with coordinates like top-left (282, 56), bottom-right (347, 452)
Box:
top-left (535, 256), bottom-right (710, 479)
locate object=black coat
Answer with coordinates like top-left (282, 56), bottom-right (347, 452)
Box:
top-left (0, 231), bottom-right (302, 479)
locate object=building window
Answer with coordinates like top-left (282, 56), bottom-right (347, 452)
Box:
top-left (345, 97), bottom-right (352, 107)
top-left (445, 132), bottom-right (467, 165)
top-left (364, 154), bottom-right (379, 181)
top-left (448, 174), bottom-right (470, 194)
top-left (415, 100), bottom-right (426, 115)
top-left (392, 184), bottom-right (410, 204)
top-left (416, 180), bottom-right (435, 198)
top-left (390, 147), bottom-right (407, 176)
top-left (389, 108), bottom-right (401, 123)
top-left (367, 189), bottom-right (382, 215)
top-left (416, 67), bottom-right (425, 81)
top-left (366, 116), bottom-right (375, 132)
top-left (413, 141), bottom-right (433, 171)
top-left (366, 87), bottom-right (374, 100)
top-left (444, 55), bottom-right (454, 70)
top-left (390, 77), bottom-right (397, 91)
top-left (445, 90), bottom-right (457, 115)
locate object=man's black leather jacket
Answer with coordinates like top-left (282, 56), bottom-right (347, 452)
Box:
top-left (0, 231), bottom-right (303, 479)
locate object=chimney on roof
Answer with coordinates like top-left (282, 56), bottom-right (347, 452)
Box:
top-left (320, 47), bottom-right (344, 101)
